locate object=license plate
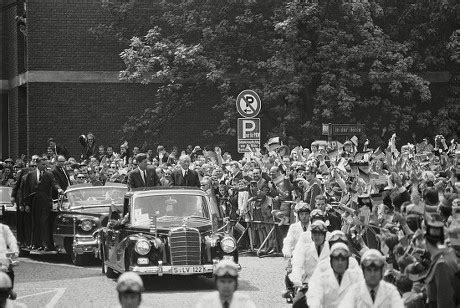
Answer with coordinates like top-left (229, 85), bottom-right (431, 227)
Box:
top-left (137, 258), bottom-right (149, 265)
top-left (223, 255), bottom-right (234, 261)
top-left (172, 266), bottom-right (204, 274)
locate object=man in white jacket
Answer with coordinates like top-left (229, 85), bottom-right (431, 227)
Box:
top-left (196, 260), bottom-right (255, 308)
top-left (306, 242), bottom-right (364, 308)
top-left (281, 202), bottom-right (311, 302)
top-left (290, 220), bottom-right (330, 308)
top-left (341, 249), bottom-right (403, 308)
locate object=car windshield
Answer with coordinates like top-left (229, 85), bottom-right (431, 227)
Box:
top-left (132, 194), bottom-right (209, 225)
top-left (65, 187), bottom-right (127, 209)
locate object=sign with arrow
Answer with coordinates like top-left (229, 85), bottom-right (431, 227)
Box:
top-left (236, 90), bottom-right (261, 118)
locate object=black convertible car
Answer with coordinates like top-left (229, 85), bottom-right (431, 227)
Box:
top-left (18, 183), bottom-right (128, 265)
top-left (97, 187), bottom-right (239, 278)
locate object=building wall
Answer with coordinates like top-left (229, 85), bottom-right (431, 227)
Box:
top-left (27, 82), bottom-right (224, 158)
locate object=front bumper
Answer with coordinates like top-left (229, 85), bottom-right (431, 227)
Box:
top-left (130, 258), bottom-right (242, 276)
top-left (73, 236), bottom-right (98, 256)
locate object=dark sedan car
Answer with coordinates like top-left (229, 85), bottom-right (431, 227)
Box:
top-left (98, 187), bottom-right (239, 278)
top-left (49, 183), bottom-right (128, 265)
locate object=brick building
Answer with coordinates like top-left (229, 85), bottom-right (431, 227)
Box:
top-left (0, 0), bottom-right (223, 159)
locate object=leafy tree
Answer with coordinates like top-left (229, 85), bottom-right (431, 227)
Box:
top-left (93, 0), bottom-right (459, 150)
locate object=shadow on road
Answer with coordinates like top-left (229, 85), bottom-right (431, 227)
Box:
top-left (138, 276), bottom-right (259, 293)
top-left (25, 252), bottom-right (101, 267)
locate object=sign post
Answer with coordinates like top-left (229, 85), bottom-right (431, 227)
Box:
top-left (236, 90), bottom-right (261, 153)
top-left (322, 123), bottom-right (364, 147)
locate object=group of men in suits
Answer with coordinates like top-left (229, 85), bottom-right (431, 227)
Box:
top-left (11, 157), bottom-right (66, 251)
top-left (127, 153), bottom-right (200, 190)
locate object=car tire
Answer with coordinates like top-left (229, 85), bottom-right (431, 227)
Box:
top-left (19, 248), bottom-right (30, 258)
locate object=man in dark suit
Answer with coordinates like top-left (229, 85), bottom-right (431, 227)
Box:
top-left (24, 158), bottom-right (63, 251)
top-left (171, 155), bottom-right (200, 187)
top-left (51, 155), bottom-right (72, 199)
top-left (127, 153), bottom-right (160, 190)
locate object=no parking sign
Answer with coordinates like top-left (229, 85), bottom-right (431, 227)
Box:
top-left (236, 90), bottom-right (261, 153)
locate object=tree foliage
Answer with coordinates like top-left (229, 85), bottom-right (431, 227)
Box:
top-left (92, 0), bottom-right (460, 149)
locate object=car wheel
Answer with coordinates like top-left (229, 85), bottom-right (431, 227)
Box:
top-left (71, 250), bottom-right (88, 266)
top-left (19, 248), bottom-right (30, 258)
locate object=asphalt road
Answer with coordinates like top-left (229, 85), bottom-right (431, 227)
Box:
top-left (13, 252), bottom-right (287, 307)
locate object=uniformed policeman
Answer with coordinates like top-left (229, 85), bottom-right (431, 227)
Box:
top-left (282, 202), bottom-right (311, 302)
top-left (291, 220), bottom-right (330, 308)
top-left (116, 272), bottom-right (144, 308)
top-left (423, 217), bottom-right (458, 308)
top-left (341, 249), bottom-right (403, 307)
top-left (196, 260), bottom-right (256, 308)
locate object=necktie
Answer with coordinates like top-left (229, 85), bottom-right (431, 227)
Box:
top-left (303, 225), bottom-right (306, 232)
top-left (316, 245), bottom-right (321, 257)
top-left (370, 289), bottom-right (376, 302)
top-left (143, 170), bottom-right (147, 186)
top-left (337, 274), bottom-right (342, 285)
top-left (223, 301), bottom-right (229, 308)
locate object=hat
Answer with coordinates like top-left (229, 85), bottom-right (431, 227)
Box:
top-left (330, 242), bottom-right (350, 257)
top-left (296, 165), bottom-right (306, 172)
top-left (310, 209), bottom-right (325, 223)
top-left (117, 272), bottom-right (144, 293)
top-left (329, 230), bottom-right (348, 247)
top-left (310, 220), bottom-right (328, 233)
top-left (424, 214), bottom-right (445, 244)
top-left (214, 260), bottom-right (239, 278)
top-left (294, 202), bottom-right (311, 213)
top-left (0, 272), bottom-right (12, 290)
top-left (343, 140), bottom-right (353, 147)
top-left (361, 249), bottom-right (385, 268)
top-left (4, 158), bottom-right (13, 163)
top-left (47, 138), bottom-right (55, 143)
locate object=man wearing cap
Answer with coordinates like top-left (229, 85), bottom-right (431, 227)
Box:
top-left (116, 272), bottom-right (144, 308)
top-left (291, 220), bottom-right (330, 308)
top-left (307, 242), bottom-right (364, 308)
top-left (281, 202), bottom-right (311, 302)
top-left (171, 155), bottom-right (200, 187)
top-left (341, 249), bottom-right (403, 307)
top-left (127, 153), bottom-right (160, 190)
top-left (196, 260), bottom-right (255, 308)
top-left (423, 217), bottom-right (458, 308)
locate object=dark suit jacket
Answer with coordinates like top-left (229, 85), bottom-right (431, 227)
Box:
top-left (171, 169), bottom-right (200, 187)
top-left (51, 166), bottom-right (71, 199)
top-left (127, 167), bottom-right (160, 190)
top-left (24, 169), bottom-right (61, 204)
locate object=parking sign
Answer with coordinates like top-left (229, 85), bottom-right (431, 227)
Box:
top-left (237, 118), bottom-right (260, 153)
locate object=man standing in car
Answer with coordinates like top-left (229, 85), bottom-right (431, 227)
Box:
top-left (171, 155), bottom-right (200, 187)
top-left (127, 153), bottom-right (159, 190)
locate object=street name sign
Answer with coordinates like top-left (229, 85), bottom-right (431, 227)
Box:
top-left (322, 123), bottom-right (364, 136)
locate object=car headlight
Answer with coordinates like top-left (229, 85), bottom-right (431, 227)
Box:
top-left (80, 220), bottom-right (94, 232)
top-left (220, 236), bottom-right (236, 253)
top-left (134, 239), bottom-right (151, 255)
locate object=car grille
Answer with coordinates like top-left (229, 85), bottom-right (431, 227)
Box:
top-left (169, 227), bottom-right (201, 266)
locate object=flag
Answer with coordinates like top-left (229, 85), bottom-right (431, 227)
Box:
top-left (266, 137), bottom-right (280, 152)
top-left (350, 135), bottom-right (359, 148)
